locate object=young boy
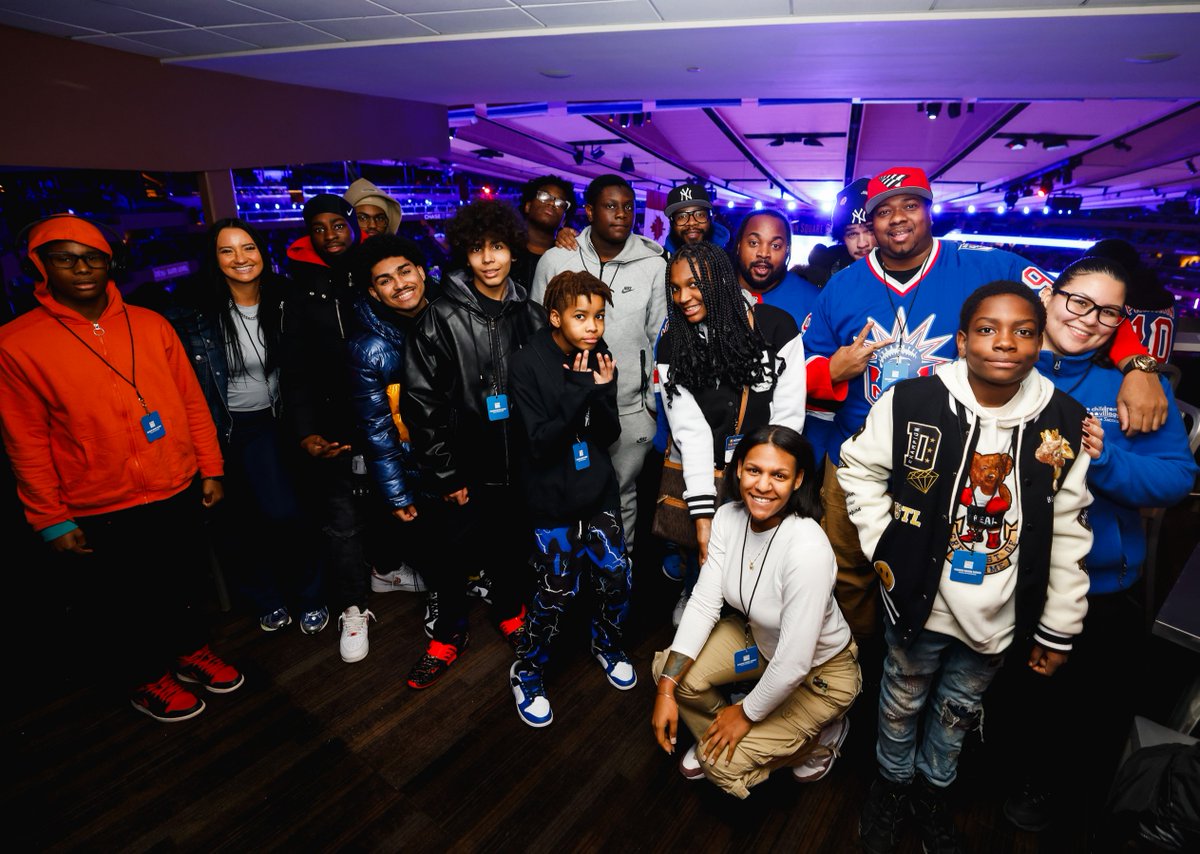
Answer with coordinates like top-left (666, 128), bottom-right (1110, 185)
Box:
top-left (505, 270), bottom-right (633, 727)
top-left (401, 200), bottom-right (545, 688)
top-left (837, 281), bottom-right (1093, 853)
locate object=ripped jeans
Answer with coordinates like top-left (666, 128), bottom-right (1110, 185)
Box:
top-left (876, 624), bottom-right (1004, 788)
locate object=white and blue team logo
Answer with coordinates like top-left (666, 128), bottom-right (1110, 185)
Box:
top-left (864, 308), bottom-right (954, 402)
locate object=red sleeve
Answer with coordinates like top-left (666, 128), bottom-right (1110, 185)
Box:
top-left (805, 355), bottom-right (848, 402)
top-left (1109, 318), bottom-right (1147, 364)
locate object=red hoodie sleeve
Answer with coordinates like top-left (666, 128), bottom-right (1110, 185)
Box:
top-left (0, 346), bottom-right (70, 531)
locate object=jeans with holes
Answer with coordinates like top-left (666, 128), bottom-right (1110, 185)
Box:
top-left (876, 623), bottom-right (1005, 788)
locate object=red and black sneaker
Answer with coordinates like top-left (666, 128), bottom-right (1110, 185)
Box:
top-left (499, 605), bottom-right (528, 654)
top-left (175, 645), bottom-right (245, 694)
top-left (406, 633), bottom-right (468, 690)
top-left (131, 673), bottom-right (206, 722)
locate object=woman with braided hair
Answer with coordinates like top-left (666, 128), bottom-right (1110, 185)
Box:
top-left (656, 239), bottom-right (807, 620)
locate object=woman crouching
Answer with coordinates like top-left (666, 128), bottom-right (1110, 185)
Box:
top-left (650, 425), bottom-right (861, 798)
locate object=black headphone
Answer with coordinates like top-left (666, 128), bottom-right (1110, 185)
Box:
top-left (15, 213), bottom-right (129, 281)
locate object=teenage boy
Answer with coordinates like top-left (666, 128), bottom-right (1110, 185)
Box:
top-left (513, 174), bottom-right (575, 290)
top-left (734, 209), bottom-right (821, 329)
top-left (0, 215), bottom-right (240, 723)
top-left (282, 194), bottom-right (392, 662)
top-left (533, 175), bottom-right (666, 550)
top-left (803, 166), bottom-right (1163, 638)
top-left (346, 234), bottom-right (441, 640)
top-left (838, 281), bottom-right (1093, 854)
top-left (402, 200), bottom-right (545, 686)
top-left (506, 270), bottom-right (634, 726)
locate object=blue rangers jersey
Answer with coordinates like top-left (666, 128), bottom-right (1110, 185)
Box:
top-left (803, 239), bottom-right (1052, 464)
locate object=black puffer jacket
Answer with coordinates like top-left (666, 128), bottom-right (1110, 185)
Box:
top-left (401, 270), bottom-right (545, 493)
top-left (280, 236), bottom-right (360, 444)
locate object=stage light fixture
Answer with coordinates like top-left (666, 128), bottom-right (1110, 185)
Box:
top-left (768, 136), bottom-right (785, 147)
top-left (967, 204), bottom-right (976, 214)
top-left (926, 103), bottom-right (941, 121)
top-left (620, 154), bottom-right (635, 173)
top-left (1004, 188), bottom-right (1020, 208)
top-left (1005, 138), bottom-right (1027, 151)
top-left (573, 147), bottom-right (584, 165)
top-left (1042, 136), bottom-right (1069, 151)
top-left (802, 137), bottom-right (824, 147)
top-left (1187, 158), bottom-right (1197, 174)
top-left (591, 146), bottom-right (605, 160)
top-left (948, 103), bottom-right (961, 119)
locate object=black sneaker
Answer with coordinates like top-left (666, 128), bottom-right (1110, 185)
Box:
top-left (910, 776), bottom-right (964, 854)
top-left (859, 775), bottom-right (911, 854)
top-left (1003, 780), bottom-right (1055, 832)
top-left (406, 633), bottom-right (468, 690)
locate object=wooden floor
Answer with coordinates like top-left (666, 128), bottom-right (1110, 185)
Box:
top-left (6, 499), bottom-right (1197, 853)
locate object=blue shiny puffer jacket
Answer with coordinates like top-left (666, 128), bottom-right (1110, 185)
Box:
top-left (346, 296), bottom-right (422, 508)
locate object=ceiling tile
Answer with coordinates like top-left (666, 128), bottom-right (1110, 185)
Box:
top-left (96, 0), bottom-right (286, 27)
top-left (0, 0), bottom-right (183, 32)
top-left (307, 16), bottom-right (431, 40)
top-left (525, 1), bottom-right (660, 27)
top-left (408, 7), bottom-right (539, 34)
top-left (933, 0), bottom-right (1078, 9)
top-left (0, 8), bottom-right (100, 36)
top-left (115, 27), bottom-right (257, 54)
top-left (210, 22), bottom-right (343, 48)
top-left (372, 1), bottom-right (514, 11)
top-left (653, 0), bottom-right (789, 20)
top-left (793, 0), bottom-right (931, 13)
top-left (237, 0), bottom-right (391, 19)
top-left (74, 33), bottom-right (180, 57)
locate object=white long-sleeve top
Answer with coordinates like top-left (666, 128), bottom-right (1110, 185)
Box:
top-left (670, 503), bottom-right (852, 721)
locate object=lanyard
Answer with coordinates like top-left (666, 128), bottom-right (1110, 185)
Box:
top-left (48, 308), bottom-right (148, 413)
top-left (737, 514), bottom-right (782, 638)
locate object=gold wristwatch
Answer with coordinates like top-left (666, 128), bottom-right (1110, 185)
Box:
top-left (1121, 354), bottom-right (1160, 375)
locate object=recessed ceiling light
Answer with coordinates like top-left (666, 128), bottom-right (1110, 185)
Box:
top-left (539, 69), bottom-right (573, 79)
top-left (686, 66), bottom-right (702, 73)
top-left (1124, 53), bottom-right (1179, 64)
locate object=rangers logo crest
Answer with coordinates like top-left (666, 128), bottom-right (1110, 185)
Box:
top-left (877, 173), bottom-right (908, 189)
top-left (863, 308), bottom-right (954, 402)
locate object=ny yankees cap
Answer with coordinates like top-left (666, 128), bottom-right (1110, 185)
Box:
top-left (865, 167), bottom-right (934, 214)
top-left (665, 183), bottom-right (713, 218)
top-left (832, 177), bottom-right (871, 238)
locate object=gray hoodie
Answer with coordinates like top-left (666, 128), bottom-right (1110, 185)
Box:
top-left (531, 226), bottom-right (667, 416)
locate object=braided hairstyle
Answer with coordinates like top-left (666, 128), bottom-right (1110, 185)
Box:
top-left (663, 240), bottom-right (768, 403)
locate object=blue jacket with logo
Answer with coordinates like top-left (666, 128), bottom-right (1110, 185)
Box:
top-left (1037, 350), bottom-right (1197, 593)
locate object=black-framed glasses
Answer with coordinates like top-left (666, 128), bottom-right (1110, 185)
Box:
top-left (1054, 288), bottom-right (1127, 328)
top-left (671, 209), bottom-right (710, 225)
top-left (42, 250), bottom-right (109, 270)
top-left (356, 212), bottom-right (390, 226)
top-left (535, 190), bottom-right (572, 211)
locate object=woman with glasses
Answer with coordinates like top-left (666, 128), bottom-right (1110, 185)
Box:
top-left (166, 219), bottom-right (327, 635)
top-left (1000, 256), bottom-right (1197, 832)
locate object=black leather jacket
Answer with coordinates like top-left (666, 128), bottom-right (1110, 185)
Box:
top-left (401, 270), bottom-right (545, 494)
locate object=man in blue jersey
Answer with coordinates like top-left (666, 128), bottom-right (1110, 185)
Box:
top-left (805, 166), bottom-right (1166, 638)
top-left (734, 208), bottom-right (822, 329)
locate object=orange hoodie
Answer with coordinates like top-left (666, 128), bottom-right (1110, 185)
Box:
top-left (0, 218), bottom-right (223, 532)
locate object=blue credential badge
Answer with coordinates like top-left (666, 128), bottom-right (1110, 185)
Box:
top-left (733, 645), bottom-right (760, 673)
top-left (572, 441), bottom-right (590, 470)
top-left (724, 433), bottom-right (743, 464)
top-left (140, 411), bottom-right (165, 443)
top-left (485, 393), bottom-right (509, 421)
top-left (949, 550), bottom-right (985, 584)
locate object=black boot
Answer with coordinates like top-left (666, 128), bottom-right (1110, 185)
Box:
top-left (1003, 778), bottom-right (1055, 832)
top-left (909, 776), bottom-right (964, 854)
top-left (859, 774), bottom-right (911, 854)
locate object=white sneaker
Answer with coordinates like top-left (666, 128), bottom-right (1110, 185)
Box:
top-left (679, 745), bottom-right (705, 780)
top-left (672, 592), bottom-right (690, 627)
top-left (338, 606), bottom-right (376, 663)
top-left (370, 564), bottom-right (425, 593)
top-left (793, 716), bottom-right (850, 783)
